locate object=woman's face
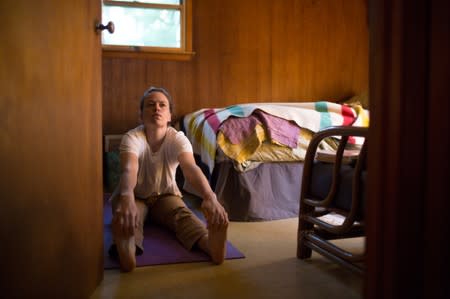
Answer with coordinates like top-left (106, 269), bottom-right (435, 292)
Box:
top-left (140, 91), bottom-right (172, 128)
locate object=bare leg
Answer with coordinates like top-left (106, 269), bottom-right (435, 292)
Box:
top-left (197, 223), bottom-right (228, 265)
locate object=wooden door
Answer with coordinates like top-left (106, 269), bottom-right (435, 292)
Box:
top-left (366, 0), bottom-right (449, 298)
top-left (0, 1), bottom-right (103, 297)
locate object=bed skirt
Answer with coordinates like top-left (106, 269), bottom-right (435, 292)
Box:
top-left (214, 161), bottom-right (304, 221)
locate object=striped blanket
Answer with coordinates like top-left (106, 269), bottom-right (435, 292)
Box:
top-left (183, 101), bottom-right (369, 174)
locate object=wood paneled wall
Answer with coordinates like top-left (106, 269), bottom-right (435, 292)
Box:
top-left (103, 0), bottom-right (368, 134)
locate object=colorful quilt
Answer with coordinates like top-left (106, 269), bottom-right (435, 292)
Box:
top-left (183, 101), bottom-right (369, 174)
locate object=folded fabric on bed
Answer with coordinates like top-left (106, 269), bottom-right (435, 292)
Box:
top-left (218, 123), bottom-right (266, 164)
top-left (253, 110), bottom-right (301, 148)
top-left (219, 115), bottom-right (261, 144)
top-left (183, 101), bottom-right (369, 175)
top-left (220, 110), bottom-right (300, 148)
top-left (217, 125), bottom-right (315, 166)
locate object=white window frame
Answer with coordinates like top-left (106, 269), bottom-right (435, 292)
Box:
top-left (101, 0), bottom-right (194, 61)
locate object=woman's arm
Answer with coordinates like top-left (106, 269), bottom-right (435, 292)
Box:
top-left (178, 152), bottom-right (228, 229)
top-left (114, 152), bottom-right (139, 237)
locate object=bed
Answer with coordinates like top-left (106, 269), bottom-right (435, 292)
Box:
top-left (180, 101), bottom-right (369, 221)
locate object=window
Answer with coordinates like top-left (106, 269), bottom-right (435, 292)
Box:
top-left (101, 0), bottom-right (194, 60)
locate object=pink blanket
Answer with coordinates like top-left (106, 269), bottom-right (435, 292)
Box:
top-left (219, 109), bottom-right (301, 148)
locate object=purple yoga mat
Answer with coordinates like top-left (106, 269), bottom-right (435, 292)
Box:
top-left (103, 198), bottom-right (245, 269)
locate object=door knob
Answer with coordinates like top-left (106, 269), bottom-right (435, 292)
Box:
top-left (96, 21), bottom-right (115, 34)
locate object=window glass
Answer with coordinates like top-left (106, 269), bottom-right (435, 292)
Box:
top-left (101, 0), bottom-right (193, 60)
top-left (107, 0), bottom-right (180, 4)
top-left (102, 6), bottom-right (180, 48)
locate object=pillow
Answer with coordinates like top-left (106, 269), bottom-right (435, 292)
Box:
top-left (103, 135), bottom-right (123, 193)
top-left (343, 91), bottom-right (369, 109)
top-left (104, 150), bottom-right (120, 193)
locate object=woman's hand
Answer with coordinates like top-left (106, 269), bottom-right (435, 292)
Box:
top-left (201, 193), bottom-right (229, 231)
top-left (112, 194), bottom-right (139, 238)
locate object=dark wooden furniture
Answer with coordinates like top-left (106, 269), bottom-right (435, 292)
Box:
top-left (297, 126), bottom-right (368, 274)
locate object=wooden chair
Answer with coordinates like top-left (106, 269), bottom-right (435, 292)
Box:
top-left (297, 126), bottom-right (368, 274)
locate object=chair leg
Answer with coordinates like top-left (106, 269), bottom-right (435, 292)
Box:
top-left (297, 205), bottom-right (314, 259)
top-left (297, 234), bottom-right (312, 259)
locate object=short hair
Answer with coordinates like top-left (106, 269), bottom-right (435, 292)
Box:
top-left (139, 86), bottom-right (174, 113)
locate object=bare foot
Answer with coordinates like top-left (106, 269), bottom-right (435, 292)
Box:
top-left (112, 219), bottom-right (136, 272)
top-left (207, 223), bottom-right (228, 264)
top-left (116, 238), bottom-right (136, 272)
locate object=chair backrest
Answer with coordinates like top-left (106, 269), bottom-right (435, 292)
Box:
top-left (300, 126), bottom-right (368, 233)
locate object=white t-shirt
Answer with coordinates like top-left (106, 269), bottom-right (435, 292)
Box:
top-left (119, 125), bottom-right (193, 198)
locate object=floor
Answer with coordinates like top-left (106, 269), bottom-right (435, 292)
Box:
top-left (91, 216), bottom-right (364, 298)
